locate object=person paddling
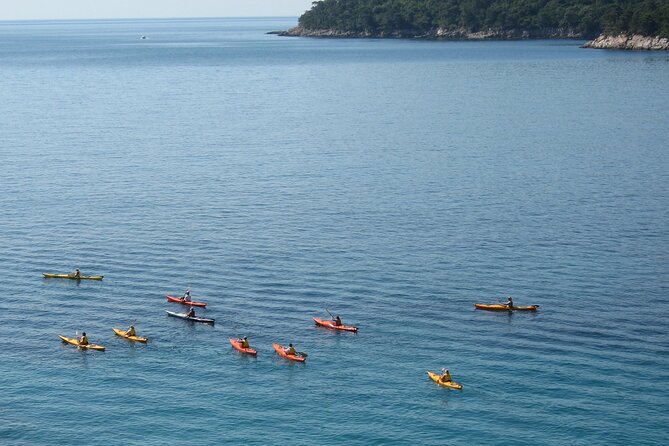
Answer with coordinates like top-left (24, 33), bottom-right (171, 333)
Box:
top-left (125, 325), bottom-right (136, 337)
top-left (186, 307), bottom-right (196, 318)
top-left (78, 332), bottom-right (89, 345)
top-left (73, 268), bottom-right (81, 279)
top-left (239, 336), bottom-right (250, 349)
top-left (183, 289), bottom-right (191, 302)
top-left (440, 368), bottom-right (452, 383)
top-left (502, 296), bottom-right (514, 308)
top-left (326, 309), bottom-right (343, 326)
top-left (285, 343), bottom-right (297, 356)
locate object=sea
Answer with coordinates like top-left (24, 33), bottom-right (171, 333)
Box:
top-left (0, 17), bottom-right (667, 445)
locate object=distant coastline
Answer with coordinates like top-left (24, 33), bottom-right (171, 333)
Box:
top-left (275, 26), bottom-right (583, 40)
top-left (276, 0), bottom-right (669, 51)
top-left (274, 27), bottom-right (669, 50)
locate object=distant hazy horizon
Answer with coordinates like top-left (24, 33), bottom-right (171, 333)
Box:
top-left (0, 0), bottom-right (313, 21)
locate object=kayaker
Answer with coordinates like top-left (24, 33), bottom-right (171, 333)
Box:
top-left (440, 368), bottom-right (452, 383)
top-left (240, 336), bottom-right (250, 348)
top-left (502, 296), bottom-right (514, 308)
top-left (125, 325), bottom-right (136, 337)
top-left (186, 307), bottom-right (196, 318)
top-left (79, 332), bottom-right (89, 345)
top-left (332, 315), bottom-right (343, 326)
top-left (285, 344), bottom-right (296, 356)
top-left (73, 268), bottom-right (81, 279)
top-left (183, 289), bottom-right (191, 302)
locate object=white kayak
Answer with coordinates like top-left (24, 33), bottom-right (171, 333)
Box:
top-left (165, 310), bottom-right (215, 324)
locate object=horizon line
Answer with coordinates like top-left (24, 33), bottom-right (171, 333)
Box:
top-left (0, 15), bottom-right (300, 24)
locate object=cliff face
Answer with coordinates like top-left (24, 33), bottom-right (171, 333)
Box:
top-left (278, 27), bottom-right (582, 40)
top-left (583, 34), bottom-right (669, 50)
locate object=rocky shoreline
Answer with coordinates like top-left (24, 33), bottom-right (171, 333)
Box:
top-left (274, 27), bottom-right (669, 50)
top-left (582, 34), bottom-right (669, 50)
top-left (274, 26), bottom-right (582, 40)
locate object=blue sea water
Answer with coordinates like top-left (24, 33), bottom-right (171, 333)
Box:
top-left (0, 17), bottom-right (668, 445)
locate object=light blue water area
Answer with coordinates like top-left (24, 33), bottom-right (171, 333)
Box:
top-left (0, 17), bottom-right (668, 445)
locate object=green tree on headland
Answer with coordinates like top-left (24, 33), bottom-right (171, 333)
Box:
top-left (298, 0), bottom-right (669, 38)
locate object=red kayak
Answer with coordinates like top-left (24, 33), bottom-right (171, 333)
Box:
top-left (166, 295), bottom-right (207, 307)
top-left (229, 338), bottom-right (257, 355)
top-left (313, 317), bottom-right (358, 333)
top-left (273, 343), bottom-right (306, 362)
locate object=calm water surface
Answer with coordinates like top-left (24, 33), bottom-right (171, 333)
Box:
top-left (0, 17), bottom-right (668, 445)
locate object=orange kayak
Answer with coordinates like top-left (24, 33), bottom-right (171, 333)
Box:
top-left (230, 338), bottom-right (257, 355)
top-left (273, 343), bottom-right (306, 362)
top-left (166, 295), bottom-right (207, 307)
top-left (474, 303), bottom-right (539, 312)
top-left (313, 317), bottom-right (358, 333)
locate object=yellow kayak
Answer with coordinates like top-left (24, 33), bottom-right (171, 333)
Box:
top-left (474, 303), bottom-right (538, 311)
top-left (112, 328), bottom-right (147, 343)
top-left (59, 335), bottom-right (105, 351)
top-left (43, 273), bottom-right (104, 281)
top-left (427, 371), bottom-right (462, 390)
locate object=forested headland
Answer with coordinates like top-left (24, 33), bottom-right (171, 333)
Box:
top-left (278, 0), bottom-right (669, 48)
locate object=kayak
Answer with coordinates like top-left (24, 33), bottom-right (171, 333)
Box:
top-left (313, 317), bottom-right (358, 333)
top-left (166, 295), bottom-right (207, 307)
top-left (59, 335), bottom-right (105, 351)
top-left (229, 338), bottom-right (257, 355)
top-left (427, 371), bottom-right (463, 390)
top-left (112, 328), bottom-right (148, 343)
top-left (43, 273), bottom-right (103, 281)
top-left (474, 303), bottom-right (539, 312)
top-left (166, 310), bottom-right (214, 324)
top-left (273, 343), bottom-right (306, 362)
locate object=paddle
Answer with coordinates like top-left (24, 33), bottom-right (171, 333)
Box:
top-left (298, 351), bottom-right (309, 358)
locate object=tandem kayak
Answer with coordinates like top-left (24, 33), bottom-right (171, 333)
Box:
top-left (474, 303), bottom-right (539, 312)
top-left (59, 335), bottom-right (105, 351)
top-left (427, 371), bottom-right (463, 390)
top-left (166, 295), bottom-right (207, 307)
top-left (43, 273), bottom-right (103, 281)
top-left (273, 343), bottom-right (306, 362)
top-left (112, 328), bottom-right (148, 343)
top-left (229, 338), bottom-right (257, 355)
top-left (313, 317), bottom-right (358, 333)
top-left (166, 310), bottom-right (214, 324)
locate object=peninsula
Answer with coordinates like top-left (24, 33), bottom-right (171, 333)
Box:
top-left (278, 0), bottom-right (669, 50)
